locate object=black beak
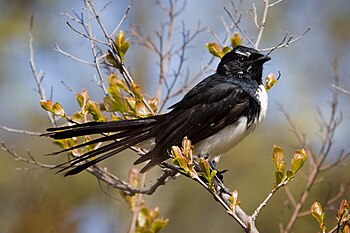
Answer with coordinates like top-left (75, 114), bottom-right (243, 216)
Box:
top-left (255, 55), bottom-right (271, 64)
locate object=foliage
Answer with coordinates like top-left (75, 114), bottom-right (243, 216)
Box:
top-left (121, 169), bottom-right (169, 233)
top-left (0, 1), bottom-right (349, 233)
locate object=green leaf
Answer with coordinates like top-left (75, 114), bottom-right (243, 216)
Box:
top-left (40, 100), bottom-right (53, 112)
top-left (115, 31), bottom-right (129, 62)
top-left (108, 74), bottom-right (128, 92)
top-left (135, 100), bottom-right (152, 118)
top-left (151, 218), bottom-right (169, 233)
top-left (230, 32), bottom-right (242, 48)
top-left (53, 138), bottom-right (77, 150)
top-left (199, 157), bottom-right (211, 178)
top-left (171, 146), bottom-right (182, 159)
top-left (272, 145), bottom-right (285, 172)
top-left (181, 137), bottom-right (193, 161)
top-left (171, 146), bottom-right (189, 172)
top-left (336, 199), bottom-right (350, 233)
top-left (124, 97), bottom-right (136, 112)
top-left (171, 145), bottom-right (196, 177)
top-left (148, 98), bottom-right (159, 113)
top-left (52, 102), bottom-right (65, 117)
top-left (228, 190), bottom-right (240, 211)
top-left (291, 149), bottom-right (307, 175)
top-left (119, 41), bottom-right (130, 59)
top-left (311, 202), bottom-right (326, 232)
top-left (131, 83), bottom-right (143, 100)
top-left (107, 86), bottom-right (121, 101)
top-left (108, 73), bottom-right (117, 87)
top-left (265, 73), bottom-right (278, 91)
top-left (87, 102), bottom-right (107, 122)
top-left (206, 42), bottom-right (224, 58)
top-left (198, 157), bottom-right (216, 185)
top-left (286, 170), bottom-right (294, 179)
top-left (222, 46), bottom-right (232, 55)
top-left (137, 207), bottom-right (150, 228)
top-left (106, 52), bottom-right (120, 68)
top-left (275, 170), bottom-right (285, 186)
top-left (103, 95), bottom-right (127, 113)
top-left (71, 111), bottom-right (84, 122)
top-left (76, 89), bottom-right (89, 109)
top-left (115, 30), bottom-right (126, 48)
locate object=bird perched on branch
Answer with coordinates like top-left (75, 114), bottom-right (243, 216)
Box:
top-left (44, 45), bottom-right (271, 176)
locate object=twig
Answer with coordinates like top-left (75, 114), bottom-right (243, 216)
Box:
top-left (260, 28), bottom-right (311, 51)
top-left (60, 80), bottom-right (77, 95)
top-left (128, 172), bottom-right (146, 233)
top-left (66, 21), bottom-right (108, 45)
top-left (255, 0), bottom-right (270, 48)
top-left (29, 16), bottom-right (55, 126)
top-left (55, 43), bottom-right (95, 66)
top-left (131, 0), bottom-right (204, 113)
top-left (85, 1), bottom-right (108, 95)
top-left (281, 64), bottom-right (346, 233)
top-left (110, 0), bottom-right (133, 38)
top-left (167, 161), bottom-right (256, 232)
top-left (332, 84), bottom-right (350, 95)
top-left (1, 142), bottom-right (55, 169)
top-left (224, 6), bottom-right (255, 47)
top-left (284, 186), bottom-right (297, 208)
top-left (87, 164), bottom-right (177, 196)
top-left (0, 125), bottom-right (41, 136)
top-left (252, 177), bottom-right (290, 221)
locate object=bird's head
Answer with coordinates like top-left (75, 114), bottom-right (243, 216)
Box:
top-left (217, 45), bottom-right (271, 84)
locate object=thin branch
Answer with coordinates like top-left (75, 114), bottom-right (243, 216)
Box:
top-left (224, 6), bottom-right (255, 47)
top-left (128, 173), bottom-right (146, 233)
top-left (1, 142), bottom-right (55, 169)
top-left (60, 80), bottom-right (77, 95)
top-left (85, 2), bottom-right (108, 95)
top-left (284, 186), bottom-right (297, 208)
top-left (279, 104), bottom-right (316, 166)
top-left (282, 66), bottom-right (345, 233)
top-left (255, 0), bottom-right (269, 48)
top-left (332, 84), bottom-right (350, 95)
top-left (54, 43), bottom-right (95, 66)
top-left (269, 0), bottom-right (285, 8)
top-left (66, 21), bottom-right (108, 45)
top-left (29, 16), bottom-right (55, 126)
top-left (260, 28), bottom-right (311, 51)
top-left (110, 0), bottom-right (133, 37)
top-left (0, 125), bottom-right (41, 136)
top-left (252, 177), bottom-right (290, 221)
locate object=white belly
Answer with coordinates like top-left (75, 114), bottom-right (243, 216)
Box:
top-left (195, 84), bottom-right (268, 156)
top-left (138, 85), bottom-right (268, 158)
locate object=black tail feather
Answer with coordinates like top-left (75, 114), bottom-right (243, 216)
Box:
top-left (43, 118), bottom-right (156, 139)
top-left (43, 118), bottom-right (157, 175)
top-left (59, 131), bottom-right (151, 176)
top-left (47, 122), bottom-right (153, 156)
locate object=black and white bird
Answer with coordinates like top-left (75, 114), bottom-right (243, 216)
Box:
top-left (44, 45), bottom-right (270, 176)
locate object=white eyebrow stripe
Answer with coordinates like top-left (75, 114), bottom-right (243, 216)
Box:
top-left (235, 50), bottom-right (251, 57)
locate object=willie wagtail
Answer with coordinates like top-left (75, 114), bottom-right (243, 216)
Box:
top-left (44, 45), bottom-right (271, 176)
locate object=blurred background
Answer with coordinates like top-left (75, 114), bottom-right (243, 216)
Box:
top-left (0, 0), bottom-right (350, 232)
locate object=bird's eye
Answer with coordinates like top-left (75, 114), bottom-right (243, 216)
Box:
top-left (238, 57), bottom-right (244, 63)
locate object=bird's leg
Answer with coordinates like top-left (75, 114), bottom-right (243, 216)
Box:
top-left (195, 154), bottom-right (231, 194)
top-left (209, 159), bottom-right (228, 182)
top-left (210, 164), bottom-right (230, 195)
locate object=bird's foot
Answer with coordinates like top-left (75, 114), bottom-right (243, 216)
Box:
top-left (193, 157), bottom-right (230, 194)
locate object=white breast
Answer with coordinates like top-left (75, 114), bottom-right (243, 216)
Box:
top-left (256, 84), bottom-right (268, 122)
top-left (195, 84), bottom-right (268, 156)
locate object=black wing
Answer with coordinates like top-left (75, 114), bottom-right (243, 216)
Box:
top-left (135, 74), bottom-right (258, 172)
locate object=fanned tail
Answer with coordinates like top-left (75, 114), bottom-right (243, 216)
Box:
top-left (42, 118), bottom-right (157, 176)
top-left (43, 119), bottom-right (156, 139)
